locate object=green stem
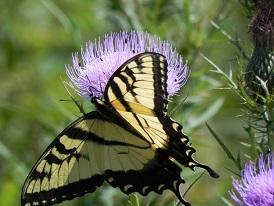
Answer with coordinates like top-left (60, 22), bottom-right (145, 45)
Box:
top-left (245, 125), bottom-right (258, 159)
top-left (263, 107), bottom-right (274, 150)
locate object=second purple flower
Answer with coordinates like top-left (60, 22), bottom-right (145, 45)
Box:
top-left (230, 153), bottom-right (274, 206)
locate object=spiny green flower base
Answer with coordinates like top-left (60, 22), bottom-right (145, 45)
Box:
top-left (245, 49), bottom-right (274, 102)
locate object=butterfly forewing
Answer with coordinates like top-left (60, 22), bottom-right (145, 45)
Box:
top-left (21, 112), bottom-right (156, 206)
top-left (105, 52), bottom-right (168, 116)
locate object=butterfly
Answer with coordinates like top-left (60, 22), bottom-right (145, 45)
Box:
top-left (21, 52), bottom-right (218, 206)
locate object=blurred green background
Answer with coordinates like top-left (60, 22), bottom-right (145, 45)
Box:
top-left (0, 0), bottom-right (253, 205)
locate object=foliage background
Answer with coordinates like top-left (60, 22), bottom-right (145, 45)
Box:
top-left (0, 0), bottom-right (253, 205)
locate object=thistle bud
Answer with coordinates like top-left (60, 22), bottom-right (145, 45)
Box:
top-left (245, 2), bottom-right (274, 100)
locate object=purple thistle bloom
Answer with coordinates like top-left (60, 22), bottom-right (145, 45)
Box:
top-left (66, 31), bottom-right (188, 99)
top-left (230, 153), bottom-right (274, 206)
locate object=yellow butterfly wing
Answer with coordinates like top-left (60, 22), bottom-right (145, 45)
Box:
top-left (104, 52), bottom-right (218, 175)
top-left (21, 111), bottom-right (161, 206)
top-left (105, 52), bottom-right (168, 116)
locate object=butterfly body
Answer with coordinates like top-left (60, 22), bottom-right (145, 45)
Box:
top-left (22, 52), bottom-right (217, 206)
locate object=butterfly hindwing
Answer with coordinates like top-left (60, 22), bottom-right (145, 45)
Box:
top-left (114, 110), bottom-right (218, 177)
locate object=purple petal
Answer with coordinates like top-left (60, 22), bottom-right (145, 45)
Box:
top-left (230, 153), bottom-right (274, 206)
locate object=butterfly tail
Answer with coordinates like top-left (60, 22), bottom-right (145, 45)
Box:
top-left (194, 162), bottom-right (219, 178)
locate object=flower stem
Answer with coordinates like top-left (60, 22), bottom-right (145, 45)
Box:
top-left (263, 107), bottom-right (274, 150)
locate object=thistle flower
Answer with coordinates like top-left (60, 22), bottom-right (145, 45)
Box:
top-left (230, 153), bottom-right (274, 206)
top-left (66, 31), bottom-right (188, 99)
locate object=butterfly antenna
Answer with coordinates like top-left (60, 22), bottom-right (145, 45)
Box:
top-left (61, 76), bottom-right (86, 115)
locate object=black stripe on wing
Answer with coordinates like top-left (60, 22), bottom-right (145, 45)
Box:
top-left (22, 174), bottom-right (104, 206)
top-left (151, 53), bottom-right (168, 114)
